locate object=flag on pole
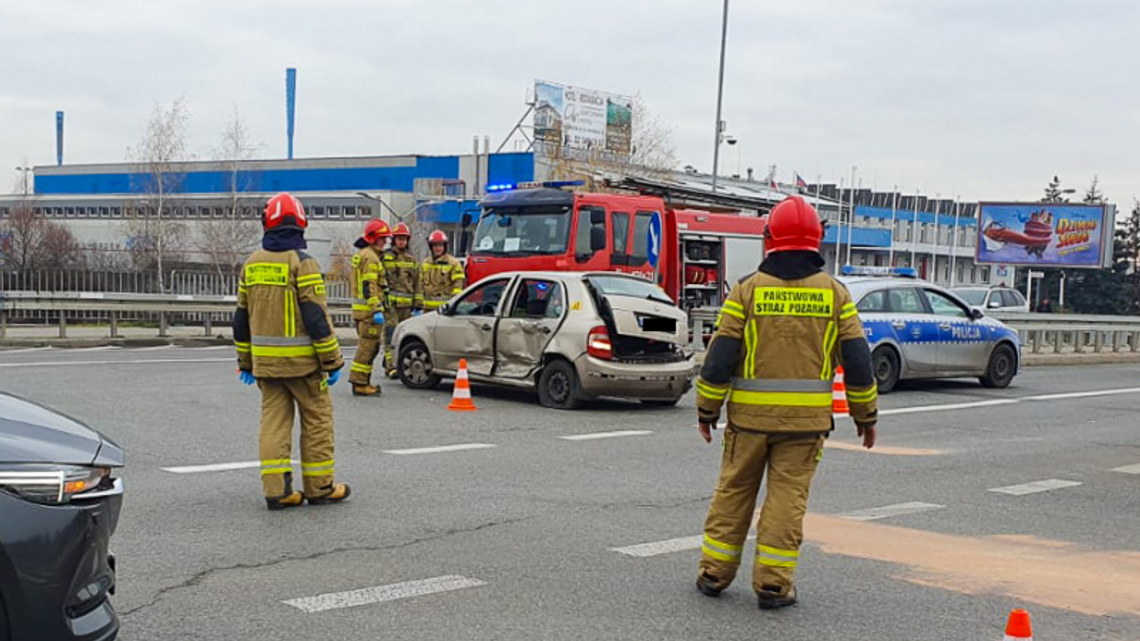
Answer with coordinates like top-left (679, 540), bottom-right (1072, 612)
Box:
top-left (795, 173), bottom-right (808, 192)
top-left (768, 176), bottom-right (780, 191)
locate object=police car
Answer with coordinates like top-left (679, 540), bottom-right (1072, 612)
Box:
top-left (839, 266), bottom-right (1021, 393)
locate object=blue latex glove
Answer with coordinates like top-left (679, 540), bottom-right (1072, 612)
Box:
top-left (373, 311), bottom-right (385, 324)
top-left (238, 370), bottom-right (256, 385)
top-left (412, 309), bottom-right (423, 317)
top-left (326, 369), bottom-right (341, 387)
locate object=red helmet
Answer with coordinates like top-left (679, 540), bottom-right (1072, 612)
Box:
top-left (363, 219), bottom-right (392, 244)
top-left (263, 193), bottom-right (307, 231)
top-left (764, 196), bottom-right (823, 253)
top-left (392, 222), bottom-right (412, 238)
top-left (427, 230), bottom-right (448, 245)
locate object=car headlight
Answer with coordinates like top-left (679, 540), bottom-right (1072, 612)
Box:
top-left (0, 464), bottom-right (111, 505)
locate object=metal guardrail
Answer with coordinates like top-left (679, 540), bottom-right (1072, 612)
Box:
top-left (686, 307), bottom-right (1140, 355)
top-left (0, 291), bottom-right (353, 339)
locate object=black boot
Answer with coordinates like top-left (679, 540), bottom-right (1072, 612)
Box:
top-left (757, 585), bottom-right (797, 610)
top-left (266, 472), bottom-right (305, 511)
top-left (695, 572), bottom-right (726, 597)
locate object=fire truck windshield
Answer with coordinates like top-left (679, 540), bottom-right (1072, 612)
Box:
top-left (471, 206), bottom-right (572, 256)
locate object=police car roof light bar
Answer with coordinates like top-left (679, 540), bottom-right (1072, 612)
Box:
top-left (840, 265), bottom-right (918, 279)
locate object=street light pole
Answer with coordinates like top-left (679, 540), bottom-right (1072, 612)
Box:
top-left (710, 0), bottom-right (729, 193)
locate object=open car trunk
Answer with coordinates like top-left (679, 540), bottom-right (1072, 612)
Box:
top-left (593, 293), bottom-right (689, 363)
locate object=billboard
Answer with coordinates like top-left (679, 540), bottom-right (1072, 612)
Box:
top-left (533, 80), bottom-right (632, 156)
top-left (976, 202), bottom-right (1114, 268)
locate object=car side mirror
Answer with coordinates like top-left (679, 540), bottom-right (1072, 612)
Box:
top-left (590, 226), bottom-right (606, 252)
top-left (438, 302), bottom-right (452, 316)
top-left (970, 308), bottom-right (984, 320)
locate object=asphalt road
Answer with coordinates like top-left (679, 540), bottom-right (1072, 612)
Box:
top-left (2, 345), bottom-right (1139, 641)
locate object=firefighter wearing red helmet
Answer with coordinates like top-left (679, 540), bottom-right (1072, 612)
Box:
top-left (348, 218), bottom-right (392, 396)
top-left (380, 222), bottom-right (418, 378)
top-left (233, 193), bottom-right (350, 510)
top-left (415, 230), bottom-right (465, 312)
top-left (694, 196), bottom-right (877, 609)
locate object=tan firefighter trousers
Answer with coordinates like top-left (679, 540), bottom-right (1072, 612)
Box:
top-left (349, 320), bottom-right (381, 385)
top-left (699, 427), bottom-right (825, 595)
top-left (382, 307), bottom-right (413, 370)
top-left (257, 373), bottom-right (336, 499)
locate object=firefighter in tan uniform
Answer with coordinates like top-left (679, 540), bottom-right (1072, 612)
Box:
top-left (381, 222), bottom-right (417, 378)
top-left (414, 230), bottom-right (465, 313)
top-left (348, 219), bottom-right (391, 396)
top-left (694, 196), bottom-right (878, 608)
top-left (234, 192), bottom-right (351, 510)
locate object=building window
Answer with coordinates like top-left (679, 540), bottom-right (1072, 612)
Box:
top-left (65, 207), bottom-right (76, 218)
top-left (343, 206), bottom-right (357, 218)
top-left (112, 207), bottom-right (122, 218)
top-left (981, 266), bottom-right (991, 282)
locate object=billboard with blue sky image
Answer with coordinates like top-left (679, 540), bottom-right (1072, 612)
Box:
top-left (976, 202), bottom-right (1113, 268)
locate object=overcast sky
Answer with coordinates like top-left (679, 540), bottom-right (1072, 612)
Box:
top-left (1, 0), bottom-right (1136, 204)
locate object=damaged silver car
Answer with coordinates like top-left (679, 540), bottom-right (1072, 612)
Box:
top-left (391, 272), bottom-right (696, 408)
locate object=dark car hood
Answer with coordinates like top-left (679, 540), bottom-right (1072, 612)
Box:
top-left (0, 393), bottom-right (123, 466)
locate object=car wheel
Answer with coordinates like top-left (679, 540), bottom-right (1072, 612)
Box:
top-left (398, 340), bottom-right (441, 390)
top-left (872, 346), bottom-right (900, 394)
top-left (538, 360), bottom-right (582, 410)
top-left (980, 343), bottom-right (1017, 388)
top-left (642, 398), bottom-right (681, 408)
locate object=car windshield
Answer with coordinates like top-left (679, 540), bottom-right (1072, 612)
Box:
top-left (588, 275), bottom-right (672, 304)
top-left (952, 289), bottom-right (987, 305)
top-left (471, 206), bottom-right (572, 256)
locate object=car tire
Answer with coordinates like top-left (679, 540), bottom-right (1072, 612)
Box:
top-left (642, 398), bottom-right (681, 408)
top-left (397, 340), bottom-right (442, 390)
top-left (872, 346), bottom-right (901, 394)
top-left (538, 360), bottom-right (583, 410)
top-left (980, 343), bottom-right (1017, 389)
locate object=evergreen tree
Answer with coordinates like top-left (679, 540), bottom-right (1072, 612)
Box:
top-left (1042, 175), bottom-right (1069, 203)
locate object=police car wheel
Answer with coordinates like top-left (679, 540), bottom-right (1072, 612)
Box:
top-left (872, 346), bottom-right (900, 394)
top-left (398, 340), bottom-right (441, 390)
top-left (980, 344), bottom-right (1016, 389)
top-left (538, 360), bottom-right (582, 410)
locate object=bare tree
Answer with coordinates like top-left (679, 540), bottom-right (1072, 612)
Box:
top-left (198, 107), bottom-right (262, 276)
top-left (125, 99), bottom-right (190, 292)
top-left (1, 171), bottom-right (82, 271)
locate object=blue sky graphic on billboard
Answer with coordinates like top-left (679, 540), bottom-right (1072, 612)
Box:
top-left (976, 203), bottom-right (1108, 267)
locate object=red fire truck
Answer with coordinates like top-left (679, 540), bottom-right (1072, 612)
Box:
top-left (463, 181), bottom-right (771, 308)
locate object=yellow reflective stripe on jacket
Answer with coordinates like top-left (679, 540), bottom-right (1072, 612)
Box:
top-left (743, 320), bottom-right (758, 379)
top-left (820, 321), bottom-right (838, 380)
top-left (361, 272), bottom-right (379, 282)
top-left (846, 386), bottom-right (878, 403)
top-left (451, 273), bottom-right (465, 280)
top-left (702, 535), bottom-right (742, 562)
top-left (251, 345), bottom-right (316, 358)
top-left (366, 296), bottom-right (381, 306)
top-left (313, 337), bottom-right (340, 354)
top-left (696, 380), bottom-right (729, 400)
top-left (721, 299), bottom-right (746, 320)
top-left (755, 544), bottom-right (799, 567)
top-left (352, 304), bottom-right (372, 312)
top-left (234, 341), bottom-right (251, 353)
top-left (729, 390), bottom-right (833, 407)
top-left (730, 378), bottom-right (832, 393)
top-left (296, 274), bottom-right (324, 288)
top-left (283, 290), bottom-right (296, 337)
top-left (839, 302), bottom-right (858, 320)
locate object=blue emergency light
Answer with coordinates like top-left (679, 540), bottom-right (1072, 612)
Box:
top-left (485, 180), bottom-right (585, 193)
top-left (840, 265), bottom-right (918, 278)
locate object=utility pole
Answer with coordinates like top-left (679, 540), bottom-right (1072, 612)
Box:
top-left (710, 0), bottom-right (729, 193)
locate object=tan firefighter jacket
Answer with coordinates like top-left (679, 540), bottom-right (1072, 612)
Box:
top-left (351, 245), bottom-right (385, 322)
top-left (382, 247), bottom-right (418, 309)
top-left (696, 270), bottom-right (877, 433)
top-left (415, 254), bottom-right (465, 310)
top-left (234, 249), bottom-right (343, 379)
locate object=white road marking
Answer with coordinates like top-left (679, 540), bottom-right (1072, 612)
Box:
top-left (136, 344), bottom-right (175, 351)
top-left (0, 346), bottom-right (54, 353)
top-left (381, 443), bottom-right (496, 456)
top-left (610, 535), bottom-right (703, 557)
top-left (559, 430), bottom-right (653, 441)
top-left (988, 479), bottom-right (1083, 496)
top-left (1024, 387), bottom-right (1140, 401)
top-left (161, 460), bottom-right (295, 474)
top-left (282, 575), bottom-right (486, 614)
top-left (0, 358), bottom-right (234, 368)
top-left (880, 399), bottom-right (1020, 416)
top-left (1110, 463), bottom-right (1140, 475)
top-left (837, 501), bottom-right (946, 521)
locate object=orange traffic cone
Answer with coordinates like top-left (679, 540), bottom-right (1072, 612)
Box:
top-left (447, 358), bottom-right (478, 412)
top-left (1003, 609), bottom-right (1033, 641)
top-left (832, 366), bottom-right (850, 416)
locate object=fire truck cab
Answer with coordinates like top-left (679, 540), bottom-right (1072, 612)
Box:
top-left (465, 183), bottom-right (769, 309)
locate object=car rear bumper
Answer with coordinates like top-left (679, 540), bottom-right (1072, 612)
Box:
top-left (0, 483), bottom-right (122, 641)
top-left (575, 354), bottom-right (695, 400)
